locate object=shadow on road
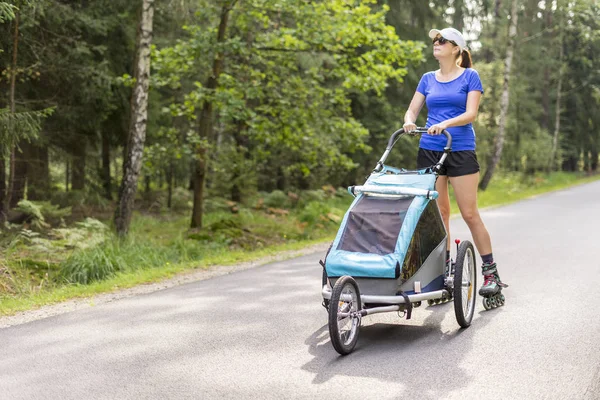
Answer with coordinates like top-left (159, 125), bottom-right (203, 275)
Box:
top-left (302, 302), bottom-right (493, 399)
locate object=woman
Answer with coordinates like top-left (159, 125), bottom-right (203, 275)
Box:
top-left (403, 27), bottom-right (506, 297)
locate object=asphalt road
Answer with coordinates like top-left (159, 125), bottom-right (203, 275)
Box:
top-left (2, 181), bottom-right (600, 400)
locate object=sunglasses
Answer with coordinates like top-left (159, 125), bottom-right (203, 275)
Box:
top-left (432, 36), bottom-right (457, 46)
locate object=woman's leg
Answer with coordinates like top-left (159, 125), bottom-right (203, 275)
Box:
top-left (448, 172), bottom-right (492, 255)
top-left (449, 172), bottom-right (505, 295)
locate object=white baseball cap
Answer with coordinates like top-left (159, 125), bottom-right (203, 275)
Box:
top-left (429, 28), bottom-right (468, 52)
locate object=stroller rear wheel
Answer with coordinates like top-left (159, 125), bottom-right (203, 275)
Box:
top-left (453, 241), bottom-right (477, 328)
top-left (328, 276), bottom-right (361, 355)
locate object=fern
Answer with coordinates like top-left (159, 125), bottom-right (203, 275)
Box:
top-left (15, 200), bottom-right (49, 230)
top-left (75, 218), bottom-right (109, 232)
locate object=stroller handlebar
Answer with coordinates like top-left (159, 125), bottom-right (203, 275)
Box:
top-left (373, 127), bottom-right (452, 174)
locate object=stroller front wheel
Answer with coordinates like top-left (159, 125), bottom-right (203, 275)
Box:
top-left (328, 276), bottom-right (361, 355)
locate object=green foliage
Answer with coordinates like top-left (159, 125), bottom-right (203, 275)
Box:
top-left (50, 189), bottom-right (111, 211)
top-left (298, 201), bottom-right (332, 224)
top-left (15, 200), bottom-right (49, 230)
top-left (9, 228), bottom-right (49, 249)
top-left (19, 200), bottom-right (72, 227)
top-left (60, 240), bottom-right (125, 284)
top-left (153, 0), bottom-right (424, 195)
top-left (170, 187), bottom-right (193, 211)
top-left (263, 190), bottom-right (289, 209)
top-left (0, 108), bottom-right (54, 158)
top-left (474, 0), bottom-right (600, 175)
top-left (201, 198), bottom-right (227, 213)
top-left (297, 190), bottom-right (327, 208)
top-left (0, 2), bottom-right (16, 23)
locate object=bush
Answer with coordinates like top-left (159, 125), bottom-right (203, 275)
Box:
top-left (170, 187), bottom-right (193, 211)
top-left (263, 190), bottom-right (290, 209)
top-left (297, 189), bottom-right (326, 208)
top-left (15, 200), bottom-right (48, 230)
top-left (189, 217), bottom-right (244, 246)
top-left (298, 201), bottom-right (331, 224)
top-left (16, 200), bottom-right (74, 229)
top-left (335, 187), bottom-right (350, 198)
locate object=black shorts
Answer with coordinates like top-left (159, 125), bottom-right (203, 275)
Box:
top-left (417, 149), bottom-right (480, 177)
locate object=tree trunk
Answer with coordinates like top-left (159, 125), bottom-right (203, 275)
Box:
top-left (114, 0), bottom-right (155, 236)
top-left (71, 141), bottom-right (86, 190)
top-left (583, 150), bottom-right (590, 173)
top-left (167, 163), bottom-right (173, 209)
top-left (591, 148), bottom-right (598, 172)
top-left (2, 10), bottom-right (19, 218)
top-left (0, 156), bottom-right (5, 222)
top-left (231, 121), bottom-right (248, 203)
top-left (144, 174), bottom-right (151, 194)
top-left (27, 142), bottom-right (50, 201)
top-left (10, 146), bottom-right (27, 207)
top-left (548, 12), bottom-right (564, 171)
top-left (479, 0), bottom-right (518, 191)
top-left (65, 160), bottom-right (70, 192)
top-left (191, 2), bottom-right (235, 228)
top-left (101, 130), bottom-right (112, 200)
top-left (276, 165), bottom-right (285, 191)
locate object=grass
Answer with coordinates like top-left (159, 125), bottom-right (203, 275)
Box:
top-left (0, 237), bottom-right (330, 315)
top-left (1, 171), bottom-right (599, 316)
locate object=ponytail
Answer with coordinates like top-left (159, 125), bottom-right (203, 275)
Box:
top-left (459, 49), bottom-right (472, 68)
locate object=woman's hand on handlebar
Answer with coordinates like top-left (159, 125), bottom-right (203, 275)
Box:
top-left (427, 122), bottom-right (448, 135)
top-left (403, 121), bottom-right (417, 133)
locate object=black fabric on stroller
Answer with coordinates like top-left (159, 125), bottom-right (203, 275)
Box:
top-left (338, 196), bottom-right (415, 256)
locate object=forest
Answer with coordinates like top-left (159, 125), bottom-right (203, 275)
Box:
top-left (0, 0), bottom-right (598, 311)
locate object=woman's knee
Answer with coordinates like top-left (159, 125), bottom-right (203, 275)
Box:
top-left (461, 209), bottom-right (481, 226)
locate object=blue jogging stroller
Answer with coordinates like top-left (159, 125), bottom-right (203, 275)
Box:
top-left (320, 128), bottom-right (477, 355)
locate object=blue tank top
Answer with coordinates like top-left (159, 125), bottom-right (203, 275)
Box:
top-left (416, 68), bottom-right (484, 151)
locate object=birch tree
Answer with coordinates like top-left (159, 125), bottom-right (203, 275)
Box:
top-left (114, 0), bottom-right (155, 236)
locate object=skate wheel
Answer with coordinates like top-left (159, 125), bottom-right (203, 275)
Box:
top-left (490, 296), bottom-right (498, 308)
top-left (483, 297), bottom-right (492, 310)
top-left (427, 299), bottom-right (434, 306)
top-left (498, 294), bottom-right (505, 306)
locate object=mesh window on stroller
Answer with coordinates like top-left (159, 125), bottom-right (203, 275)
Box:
top-left (338, 195), bottom-right (414, 255)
